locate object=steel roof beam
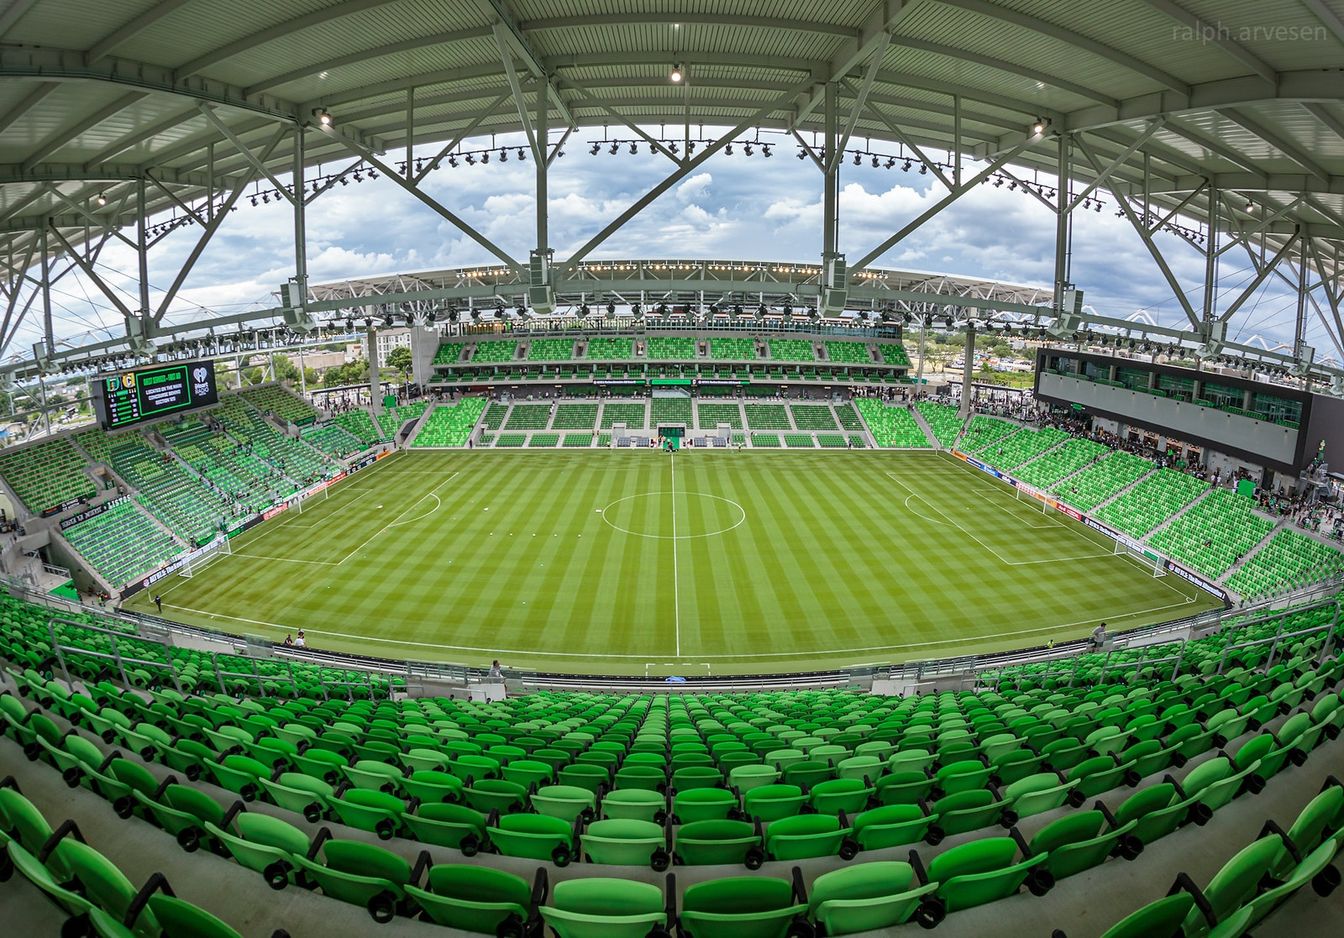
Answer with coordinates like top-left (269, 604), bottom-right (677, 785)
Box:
top-left (155, 126), bottom-right (287, 324)
top-left (890, 36), bottom-right (1120, 108)
top-left (1079, 135), bottom-right (1200, 328)
top-left (198, 104), bottom-right (295, 204)
top-left (0, 163), bottom-right (233, 188)
top-left (0, 0), bottom-right (39, 38)
top-left (315, 123), bottom-right (520, 270)
top-left (0, 47), bottom-right (298, 122)
top-left (1220, 228), bottom-right (1300, 322)
top-left (937, 0), bottom-right (1189, 94)
top-left (173, 0), bottom-right (408, 78)
top-left (21, 91), bottom-right (150, 170)
top-left (1217, 107), bottom-right (1331, 183)
top-left (560, 81), bottom-right (814, 271)
top-left (792, 0), bottom-right (923, 127)
top-left (1120, 173), bottom-right (1344, 197)
top-left (0, 82), bottom-right (60, 137)
top-left (1302, 0), bottom-right (1344, 47)
top-left (977, 69), bottom-right (1344, 158)
top-left (851, 130), bottom-right (1040, 272)
top-left (519, 13), bottom-right (859, 38)
top-left (86, 0), bottom-right (192, 63)
top-left (1140, 0), bottom-right (1276, 84)
top-left (472, 0), bottom-right (576, 129)
top-left (830, 33), bottom-right (890, 173)
top-left (244, 26), bottom-right (495, 97)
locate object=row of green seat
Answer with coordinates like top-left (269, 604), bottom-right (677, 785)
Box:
top-left (4, 603), bottom-right (1342, 937)
top-left (1051, 451), bottom-right (1152, 512)
top-left (61, 500), bottom-right (183, 586)
top-left (527, 339), bottom-right (574, 361)
top-left (824, 341), bottom-right (871, 364)
top-left (977, 427), bottom-right (1070, 472)
top-left (410, 398), bottom-right (487, 448)
top-left (1012, 437), bottom-right (1110, 490)
top-left (238, 385), bottom-right (318, 426)
top-left (0, 436), bottom-right (97, 514)
top-left (1094, 468), bottom-right (1208, 539)
top-left (1229, 530), bottom-right (1344, 601)
top-left (1150, 489), bottom-right (1276, 579)
top-left (915, 401), bottom-right (964, 448)
top-left (854, 399), bottom-right (931, 448)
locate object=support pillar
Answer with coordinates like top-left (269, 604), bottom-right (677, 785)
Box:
top-left (535, 84), bottom-right (548, 255)
top-left (367, 325), bottom-right (381, 413)
top-left (1052, 134), bottom-right (1072, 313)
top-left (1202, 187), bottom-right (1219, 322)
top-left (960, 322), bottom-right (975, 419)
top-left (40, 223), bottom-right (52, 356)
top-left (916, 320), bottom-right (927, 384)
top-left (822, 82), bottom-right (839, 259)
top-left (136, 176), bottom-right (150, 340)
top-left (292, 125), bottom-right (308, 298)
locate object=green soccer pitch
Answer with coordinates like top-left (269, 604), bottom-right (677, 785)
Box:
top-left (125, 449), bottom-right (1223, 675)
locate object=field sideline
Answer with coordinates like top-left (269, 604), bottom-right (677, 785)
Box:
top-left (125, 449), bottom-right (1222, 675)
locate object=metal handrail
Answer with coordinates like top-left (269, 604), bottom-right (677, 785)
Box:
top-left (47, 616), bottom-right (182, 694)
top-left (1215, 615), bottom-right (1340, 675)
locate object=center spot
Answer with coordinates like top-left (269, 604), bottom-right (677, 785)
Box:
top-left (600, 491), bottom-right (747, 540)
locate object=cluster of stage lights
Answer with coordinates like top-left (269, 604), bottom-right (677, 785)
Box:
top-left (1119, 206), bottom-right (1209, 244)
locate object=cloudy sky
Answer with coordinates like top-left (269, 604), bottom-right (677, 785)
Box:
top-left (16, 126), bottom-right (1327, 362)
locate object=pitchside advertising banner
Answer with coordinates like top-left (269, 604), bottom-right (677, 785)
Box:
top-left (122, 450), bottom-right (392, 598)
top-left (952, 449), bottom-right (1229, 602)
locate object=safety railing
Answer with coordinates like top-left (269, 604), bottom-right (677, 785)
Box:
top-left (46, 617), bottom-right (183, 695)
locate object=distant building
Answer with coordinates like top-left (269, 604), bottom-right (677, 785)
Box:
top-left (372, 328), bottom-right (412, 367)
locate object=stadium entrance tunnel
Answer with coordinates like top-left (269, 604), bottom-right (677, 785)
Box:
top-left (600, 491), bottom-right (747, 540)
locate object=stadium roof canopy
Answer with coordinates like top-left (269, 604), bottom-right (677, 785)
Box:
top-left (1, 0), bottom-right (1343, 380)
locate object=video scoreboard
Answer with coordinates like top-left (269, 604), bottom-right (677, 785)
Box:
top-left (90, 361), bottom-right (219, 430)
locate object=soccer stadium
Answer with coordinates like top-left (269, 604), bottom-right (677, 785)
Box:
top-left (3, 1), bottom-right (1344, 936)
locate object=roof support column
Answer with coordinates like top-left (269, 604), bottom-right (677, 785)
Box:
top-left (135, 174), bottom-right (151, 342)
top-left (293, 124), bottom-right (308, 299)
top-left (535, 82), bottom-right (548, 257)
top-left (1201, 186), bottom-right (1219, 321)
top-left (960, 321), bottom-right (975, 420)
top-left (39, 223), bottom-right (52, 356)
top-left (367, 323), bottom-right (381, 415)
top-left (1053, 133), bottom-right (1072, 314)
top-left (1295, 235), bottom-right (1309, 353)
top-left (822, 82), bottom-right (839, 259)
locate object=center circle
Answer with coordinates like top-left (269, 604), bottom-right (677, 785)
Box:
top-left (600, 491), bottom-right (747, 540)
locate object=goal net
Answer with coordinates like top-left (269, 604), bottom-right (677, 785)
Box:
top-left (180, 536), bottom-right (232, 579)
top-left (1113, 539), bottom-right (1166, 577)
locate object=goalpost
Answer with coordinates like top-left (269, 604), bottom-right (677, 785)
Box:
top-left (180, 536), bottom-right (233, 579)
top-left (1113, 539), bottom-right (1166, 578)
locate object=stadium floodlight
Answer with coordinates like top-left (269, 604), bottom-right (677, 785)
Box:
top-left (95, 192), bottom-right (107, 206)
top-left (1031, 117), bottom-right (1047, 135)
top-left (670, 63), bottom-right (683, 83)
top-left (577, 303), bottom-right (589, 318)
top-left (314, 108), bottom-right (333, 126)
top-left (590, 142), bottom-right (600, 155)
top-left (606, 302), bottom-right (616, 318)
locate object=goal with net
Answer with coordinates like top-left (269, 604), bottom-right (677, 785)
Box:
top-left (180, 535), bottom-right (232, 579)
top-left (1113, 539), bottom-right (1166, 577)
